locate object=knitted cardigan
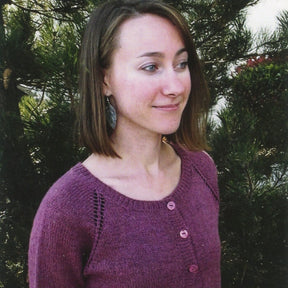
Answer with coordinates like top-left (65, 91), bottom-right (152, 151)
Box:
top-left (28, 145), bottom-right (221, 288)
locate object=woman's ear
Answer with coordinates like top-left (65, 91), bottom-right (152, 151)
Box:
top-left (103, 71), bottom-right (112, 96)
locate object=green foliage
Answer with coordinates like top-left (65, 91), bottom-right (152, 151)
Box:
top-left (232, 62), bottom-right (288, 152)
top-left (3, 8), bottom-right (43, 85)
top-left (210, 60), bottom-right (288, 287)
top-left (0, 1), bottom-right (90, 286)
top-left (19, 94), bottom-right (84, 184)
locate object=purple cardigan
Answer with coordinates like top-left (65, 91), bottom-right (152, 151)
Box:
top-left (28, 145), bottom-right (221, 287)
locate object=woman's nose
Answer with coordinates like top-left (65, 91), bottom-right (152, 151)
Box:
top-left (161, 70), bottom-right (187, 97)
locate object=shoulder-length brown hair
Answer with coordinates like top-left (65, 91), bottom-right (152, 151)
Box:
top-left (79, 0), bottom-right (210, 157)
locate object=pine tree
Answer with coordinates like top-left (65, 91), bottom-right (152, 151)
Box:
top-left (209, 26), bottom-right (288, 288)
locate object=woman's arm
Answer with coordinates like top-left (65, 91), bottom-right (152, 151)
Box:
top-left (28, 175), bottom-right (95, 288)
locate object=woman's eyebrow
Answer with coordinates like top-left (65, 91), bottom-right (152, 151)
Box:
top-left (176, 47), bottom-right (187, 56)
top-left (137, 51), bottom-right (164, 58)
top-left (137, 47), bottom-right (187, 58)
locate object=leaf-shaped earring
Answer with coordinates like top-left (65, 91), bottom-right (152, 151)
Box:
top-left (105, 96), bottom-right (117, 129)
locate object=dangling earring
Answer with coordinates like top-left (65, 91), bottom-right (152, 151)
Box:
top-left (105, 96), bottom-right (117, 129)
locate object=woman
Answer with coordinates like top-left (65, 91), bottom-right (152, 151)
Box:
top-left (28, 0), bottom-right (221, 287)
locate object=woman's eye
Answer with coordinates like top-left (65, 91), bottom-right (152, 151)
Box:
top-left (142, 64), bottom-right (158, 72)
top-left (176, 61), bottom-right (188, 70)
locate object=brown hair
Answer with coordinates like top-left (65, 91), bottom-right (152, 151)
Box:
top-left (79, 0), bottom-right (210, 157)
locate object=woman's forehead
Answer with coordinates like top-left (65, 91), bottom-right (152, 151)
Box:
top-left (116, 14), bottom-right (185, 53)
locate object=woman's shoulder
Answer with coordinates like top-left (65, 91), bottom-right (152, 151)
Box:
top-left (44, 164), bottom-right (87, 199)
top-left (36, 163), bottom-right (100, 221)
top-left (172, 143), bottom-right (217, 171)
top-left (172, 144), bottom-right (219, 201)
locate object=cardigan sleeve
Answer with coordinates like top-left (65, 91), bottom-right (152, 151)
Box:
top-left (28, 179), bottom-right (94, 288)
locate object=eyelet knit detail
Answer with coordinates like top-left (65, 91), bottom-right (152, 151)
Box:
top-left (93, 192), bottom-right (105, 246)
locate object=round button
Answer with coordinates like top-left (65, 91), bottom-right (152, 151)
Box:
top-left (167, 201), bottom-right (176, 211)
top-left (189, 264), bottom-right (199, 273)
top-left (180, 229), bottom-right (189, 238)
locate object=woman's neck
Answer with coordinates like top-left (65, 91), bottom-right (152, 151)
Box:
top-left (111, 130), bottom-right (168, 176)
top-left (83, 129), bottom-right (180, 201)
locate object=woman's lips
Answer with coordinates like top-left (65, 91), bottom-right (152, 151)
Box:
top-left (152, 103), bottom-right (179, 111)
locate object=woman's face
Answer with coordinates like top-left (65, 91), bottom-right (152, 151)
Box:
top-left (103, 14), bottom-right (191, 137)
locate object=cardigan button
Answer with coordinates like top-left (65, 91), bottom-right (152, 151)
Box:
top-left (180, 229), bottom-right (189, 238)
top-left (167, 201), bottom-right (176, 210)
top-left (189, 264), bottom-right (199, 273)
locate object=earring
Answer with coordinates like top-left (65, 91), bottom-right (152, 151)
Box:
top-left (105, 96), bottom-right (117, 129)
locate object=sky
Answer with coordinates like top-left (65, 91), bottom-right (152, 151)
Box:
top-left (246, 0), bottom-right (288, 33)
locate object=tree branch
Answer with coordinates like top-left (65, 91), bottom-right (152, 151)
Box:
top-left (272, 165), bottom-right (288, 189)
top-left (244, 165), bottom-right (254, 200)
top-left (9, 0), bottom-right (77, 22)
